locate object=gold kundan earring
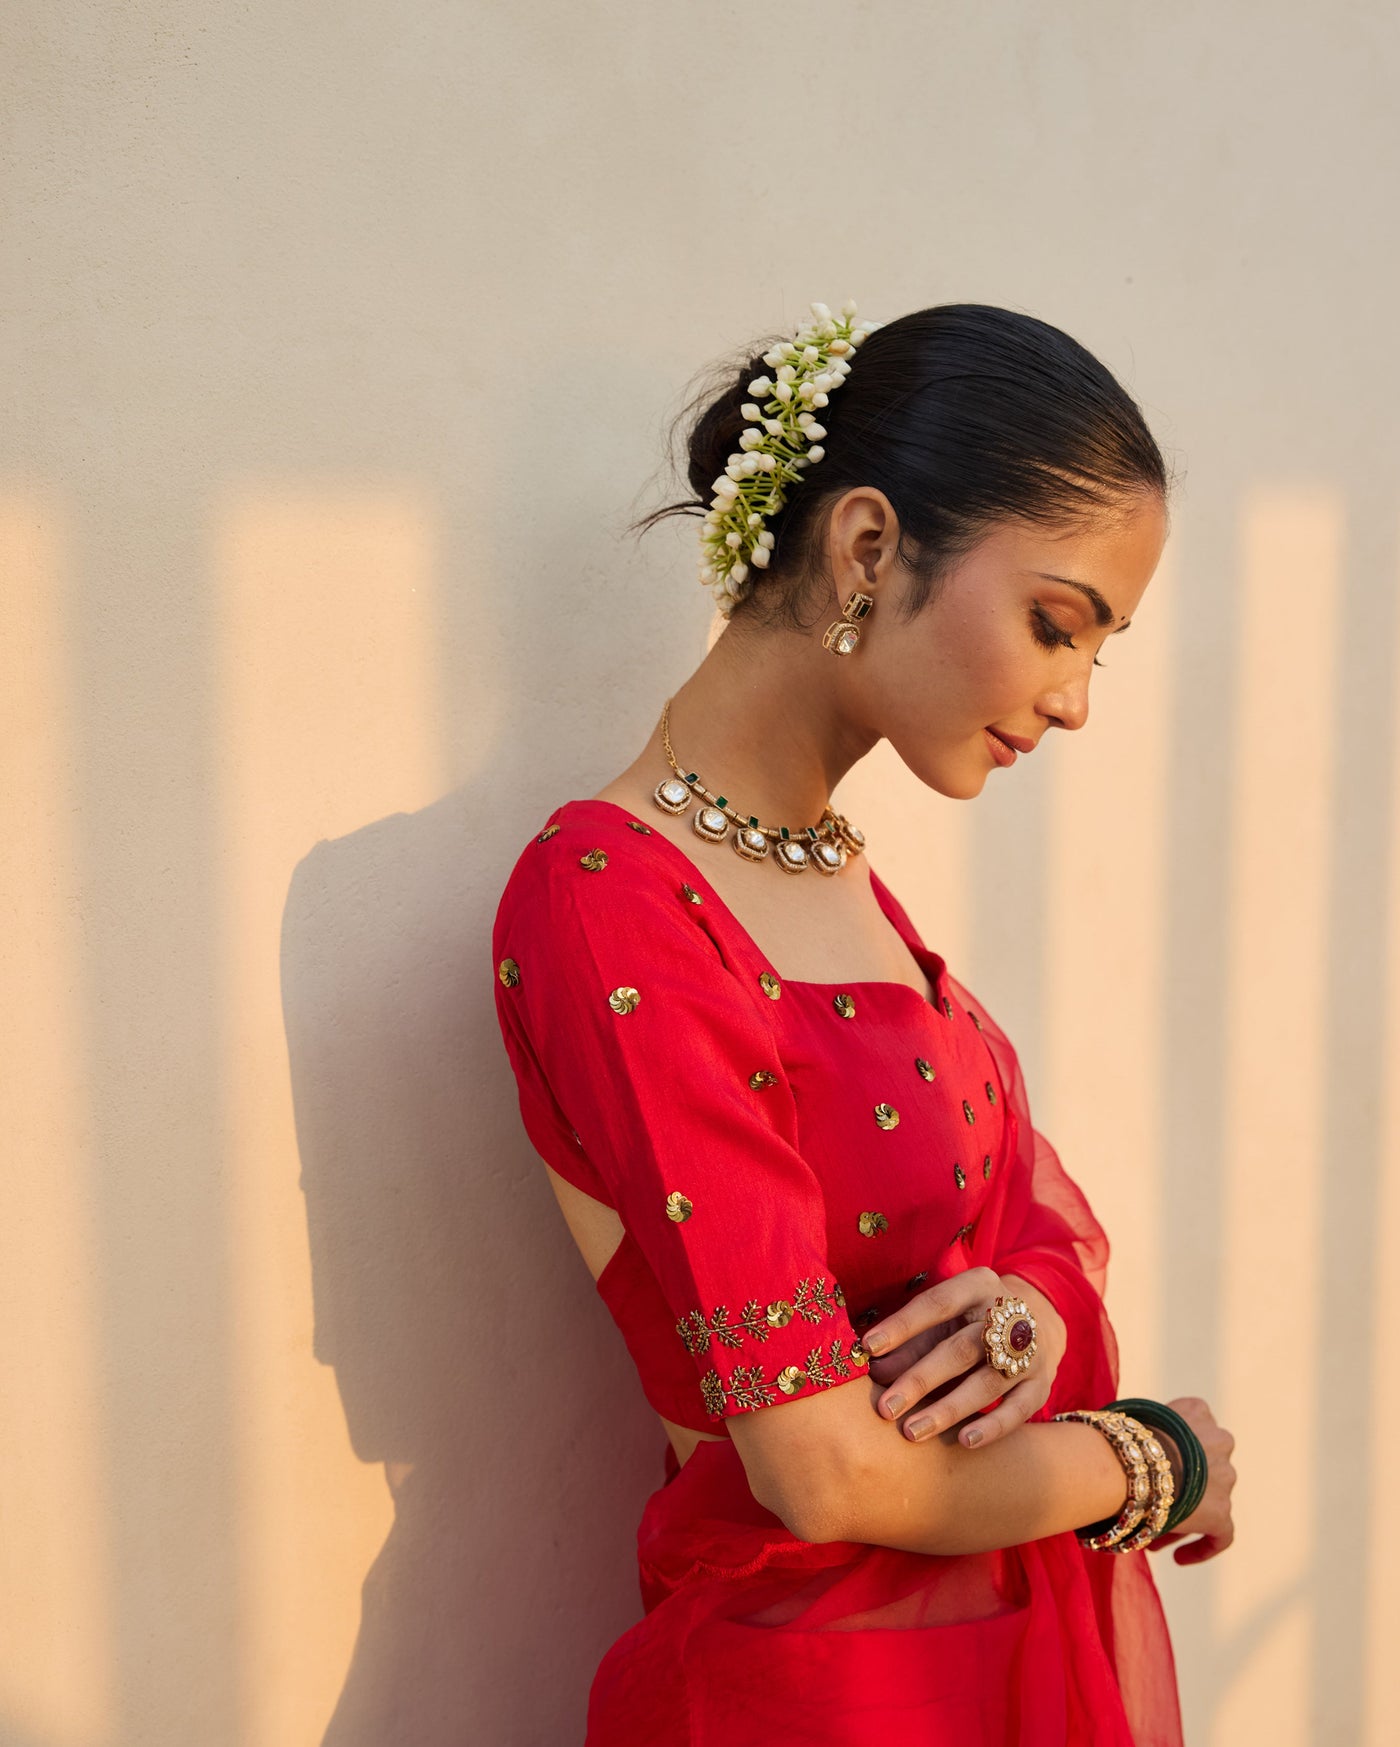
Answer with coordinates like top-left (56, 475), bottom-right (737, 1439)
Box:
top-left (822, 589), bottom-right (875, 656)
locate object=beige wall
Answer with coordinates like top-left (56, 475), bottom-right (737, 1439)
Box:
top-left (4, 5), bottom-right (1398, 1743)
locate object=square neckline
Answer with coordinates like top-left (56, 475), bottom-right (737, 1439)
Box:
top-left (557, 796), bottom-right (948, 1009)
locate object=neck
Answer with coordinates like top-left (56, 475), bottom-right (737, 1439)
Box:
top-left (641, 616), bottom-right (879, 826)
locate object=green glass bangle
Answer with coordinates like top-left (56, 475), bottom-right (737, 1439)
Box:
top-left (1105, 1398), bottom-right (1207, 1533)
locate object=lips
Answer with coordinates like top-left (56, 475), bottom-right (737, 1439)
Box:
top-left (986, 727), bottom-right (1037, 753)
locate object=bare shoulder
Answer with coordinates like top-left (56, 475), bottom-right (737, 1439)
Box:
top-left (592, 767), bottom-right (664, 825)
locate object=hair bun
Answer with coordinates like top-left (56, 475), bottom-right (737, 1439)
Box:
top-left (684, 350), bottom-right (772, 504)
top-left (631, 303), bottom-right (1171, 633)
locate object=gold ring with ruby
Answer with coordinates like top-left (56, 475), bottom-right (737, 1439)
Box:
top-left (983, 1294), bottom-right (1038, 1379)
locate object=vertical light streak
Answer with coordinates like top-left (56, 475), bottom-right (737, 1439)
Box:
top-left (1361, 520), bottom-right (1400, 1746)
top-left (1042, 547), bottom-right (1176, 1390)
top-left (0, 491), bottom-right (112, 1744)
top-left (214, 486), bottom-right (445, 1747)
top-left (1214, 489), bottom-right (1341, 1743)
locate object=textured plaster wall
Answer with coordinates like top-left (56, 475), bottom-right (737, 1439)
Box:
top-left (4, 4), bottom-right (1399, 1744)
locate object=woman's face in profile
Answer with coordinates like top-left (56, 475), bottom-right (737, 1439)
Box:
top-left (856, 494), bottom-right (1168, 800)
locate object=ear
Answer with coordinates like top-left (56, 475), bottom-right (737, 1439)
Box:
top-left (829, 487), bottom-right (898, 591)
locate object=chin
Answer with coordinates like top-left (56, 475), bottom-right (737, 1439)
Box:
top-left (903, 748), bottom-right (990, 802)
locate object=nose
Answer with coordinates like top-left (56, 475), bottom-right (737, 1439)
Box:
top-left (1040, 677), bottom-right (1090, 733)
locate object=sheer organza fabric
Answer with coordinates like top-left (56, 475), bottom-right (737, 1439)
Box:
top-left (493, 800), bottom-right (1183, 1746)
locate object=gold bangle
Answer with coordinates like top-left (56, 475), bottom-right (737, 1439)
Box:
top-left (1105, 1413), bottom-right (1175, 1553)
top-left (1062, 1411), bottom-right (1146, 1551)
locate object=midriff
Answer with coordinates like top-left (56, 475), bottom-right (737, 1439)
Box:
top-left (661, 1415), bottom-right (726, 1467)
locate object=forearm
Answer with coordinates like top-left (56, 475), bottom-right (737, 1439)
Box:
top-left (821, 1405), bottom-right (1130, 1556)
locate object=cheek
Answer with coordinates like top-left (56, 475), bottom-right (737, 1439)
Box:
top-left (933, 621), bottom-right (1032, 720)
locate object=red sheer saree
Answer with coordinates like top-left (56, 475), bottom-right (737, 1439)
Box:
top-left (493, 800), bottom-right (1183, 1746)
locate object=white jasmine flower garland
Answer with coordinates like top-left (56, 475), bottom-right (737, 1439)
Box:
top-left (699, 299), bottom-right (882, 617)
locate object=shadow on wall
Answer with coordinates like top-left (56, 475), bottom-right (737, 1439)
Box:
top-left (279, 792), bottom-right (663, 1746)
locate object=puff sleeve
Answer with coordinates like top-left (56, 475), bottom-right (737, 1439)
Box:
top-left (491, 826), bottom-right (870, 1424)
top-left (949, 969), bottom-right (1119, 1415)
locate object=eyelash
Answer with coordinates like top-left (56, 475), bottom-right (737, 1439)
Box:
top-left (1030, 606), bottom-right (1106, 667)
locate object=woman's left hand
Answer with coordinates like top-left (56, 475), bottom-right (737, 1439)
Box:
top-left (858, 1266), bottom-right (1068, 1448)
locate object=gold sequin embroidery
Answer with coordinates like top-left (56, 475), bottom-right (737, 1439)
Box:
top-left (680, 883), bottom-right (703, 905)
top-left (665, 1191), bottom-right (693, 1222)
top-left (833, 992), bottom-right (856, 1019)
top-left (789, 1279), bottom-right (845, 1325)
top-left (942, 995), bottom-right (954, 1019)
top-left (728, 1365), bottom-right (778, 1412)
top-left (497, 957), bottom-right (520, 988)
top-left (627, 820), bottom-right (653, 834)
top-left (758, 971), bottom-right (782, 999)
top-left (676, 1275), bottom-right (846, 1356)
top-left (858, 1210), bottom-right (890, 1237)
top-left (906, 1270), bottom-right (928, 1292)
top-left (819, 1342), bottom-right (863, 1386)
top-left (983, 1153), bottom-right (993, 1179)
top-left (985, 1079), bottom-right (997, 1105)
top-left (700, 1336), bottom-right (867, 1416)
top-left (954, 1220), bottom-right (975, 1243)
top-left (962, 1098), bottom-right (976, 1124)
top-left (609, 986), bottom-right (641, 1014)
top-left (536, 824), bottom-right (560, 842)
top-left (579, 848), bottom-right (609, 871)
top-left (954, 1162), bottom-right (966, 1189)
top-left (874, 1103), bottom-right (900, 1130)
top-left (749, 1068), bottom-right (779, 1090)
top-left (915, 1056), bottom-right (936, 1081)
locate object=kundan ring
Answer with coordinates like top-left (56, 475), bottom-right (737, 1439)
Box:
top-left (983, 1294), bottom-right (1038, 1379)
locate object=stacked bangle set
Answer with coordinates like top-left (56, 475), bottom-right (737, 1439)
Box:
top-left (1052, 1397), bottom-right (1208, 1554)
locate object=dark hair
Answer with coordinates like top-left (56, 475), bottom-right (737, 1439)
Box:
top-left (637, 302), bottom-right (1173, 629)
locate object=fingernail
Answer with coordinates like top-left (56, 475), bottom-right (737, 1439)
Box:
top-left (883, 1394), bottom-right (905, 1418)
top-left (964, 1427), bottom-right (983, 1446)
top-left (906, 1416), bottom-right (936, 1440)
top-left (863, 1330), bottom-right (888, 1355)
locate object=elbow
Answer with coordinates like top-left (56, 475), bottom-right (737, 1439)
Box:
top-left (753, 1448), bottom-right (870, 1547)
top-left (785, 1493), bottom-right (854, 1546)
top-left (732, 1381), bottom-right (895, 1546)
top-left (768, 1444), bottom-right (958, 1555)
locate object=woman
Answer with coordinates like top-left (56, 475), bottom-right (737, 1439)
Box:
top-left (491, 301), bottom-right (1236, 1745)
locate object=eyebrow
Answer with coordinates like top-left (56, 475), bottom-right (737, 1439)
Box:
top-left (1033, 572), bottom-right (1132, 632)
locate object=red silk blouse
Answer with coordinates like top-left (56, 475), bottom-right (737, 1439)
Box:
top-left (492, 798), bottom-right (1184, 1747)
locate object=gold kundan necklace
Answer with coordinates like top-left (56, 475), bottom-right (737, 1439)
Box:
top-left (652, 697), bottom-right (866, 875)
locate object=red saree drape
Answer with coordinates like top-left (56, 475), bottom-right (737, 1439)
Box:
top-left (493, 800), bottom-right (1184, 1745)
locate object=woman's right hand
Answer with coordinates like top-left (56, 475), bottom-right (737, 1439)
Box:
top-left (1148, 1395), bottom-right (1237, 1564)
